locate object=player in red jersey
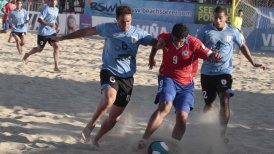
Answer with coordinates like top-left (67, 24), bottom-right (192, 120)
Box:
top-left (138, 23), bottom-right (222, 149)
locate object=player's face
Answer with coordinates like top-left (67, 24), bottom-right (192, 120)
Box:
top-left (16, 1), bottom-right (22, 9)
top-left (68, 18), bottom-right (75, 28)
top-left (239, 11), bottom-right (243, 17)
top-left (172, 36), bottom-right (186, 48)
top-left (213, 12), bottom-right (227, 30)
top-left (49, 0), bottom-right (57, 7)
top-left (116, 14), bottom-right (132, 31)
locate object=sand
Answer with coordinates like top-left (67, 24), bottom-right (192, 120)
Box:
top-left (0, 32), bottom-right (273, 154)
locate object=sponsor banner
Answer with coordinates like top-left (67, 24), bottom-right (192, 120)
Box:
top-left (80, 15), bottom-right (92, 28)
top-left (194, 4), bottom-right (231, 24)
top-left (27, 11), bottom-right (80, 35)
top-left (246, 29), bottom-right (274, 52)
top-left (91, 16), bottom-right (115, 27)
top-left (84, 0), bottom-right (195, 24)
top-left (59, 14), bottom-right (80, 35)
top-left (254, 7), bottom-right (274, 30)
top-left (91, 16), bottom-right (202, 38)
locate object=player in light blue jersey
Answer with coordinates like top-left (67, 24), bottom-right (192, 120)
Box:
top-left (51, 5), bottom-right (156, 146)
top-left (197, 6), bottom-right (266, 143)
top-left (22, 0), bottom-right (60, 72)
top-left (8, 0), bottom-right (29, 55)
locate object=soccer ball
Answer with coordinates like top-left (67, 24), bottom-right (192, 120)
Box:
top-left (148, 141), bottom-right (169, 154)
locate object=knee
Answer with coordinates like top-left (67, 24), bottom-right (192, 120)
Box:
top-left (101, 97), bottom-right (116, 109)
top-left (176, 112), bottom-right (188, 124)
top-left (158, 101), bottom-right (172, 114)
top-left (108, 116), bottom-right (120, 124)
top-left (53, 46), bottom-right (59, 52)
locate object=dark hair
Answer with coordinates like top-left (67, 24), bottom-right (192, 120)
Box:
top-left (172, 23), bottom-right (189, 39)
top-left (238, 9), bottom-right (243, 13)
top-left (116, 5), bottom-right (132, 18)
top-left (16, 0), bottom-right (22, 3)
top-left (214, 6), bottom-right (227, 15)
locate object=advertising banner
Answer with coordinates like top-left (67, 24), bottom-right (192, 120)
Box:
top-left (254, 7), bottom-right (274, 29)
top-left (194, 4), bottom-right (231, 24)
top-left (84, 0), bottom-right (195, 23)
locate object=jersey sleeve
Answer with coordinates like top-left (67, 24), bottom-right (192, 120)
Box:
top-left (157, 33), bottom-right (170, 44)
top-left (95, 23), bottom-right (107, 37)
top-left (139, 30), bottom-right (154, 46)
top-left (193, 37), bottom-right (211, 60)
top-left (233, 28), bottom-right (244, 47)
top-left (38, 5), bottom-right (47, 20)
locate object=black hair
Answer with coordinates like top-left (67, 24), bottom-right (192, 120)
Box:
top-left (172, 23), bottom-right (189, 39)
top-left (214, 6), bottom-right (227, 15)
top-left (116, 5), bottom-right (132, 18)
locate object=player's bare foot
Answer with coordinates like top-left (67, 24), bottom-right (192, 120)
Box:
top-left (54, 67), bottom-right (61, 72)
top-left (93, 139), bottom-right (100, 147)
top-left (80, 125), bottom-right (95, 143)
top-left (137, 139), bottom-right (148, 149)
top-left (22, 53), bottom-right (29, 64)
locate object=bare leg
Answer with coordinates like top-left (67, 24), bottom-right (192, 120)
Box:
top-left (138, 102), bottom-right (172, 149)
top-left (203, 101), bottom-right (215, 113)
top-left (22, 46), bottom-right (43, 64)
top-left (52, 43), bottom-right (60, 72)
top-left (80, 87), bottom-right (117, 143)
top-left (12, 33), bottom-right (22, 55)
top-left (20, 35), bottom-right (25, 46)
top-left (8, 32), bottom-right (13, 42)
top-left (172, 111), bottom-right (188, 140)
top-left (93, 105), bottom-right (125, 147)
top-left (218, 93), bottom-right (230, 138)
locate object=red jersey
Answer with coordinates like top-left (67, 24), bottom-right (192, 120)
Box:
top-left (2, 2), bottom-right (16, 21)
top-left (158, 33), bottom-right (210, 85)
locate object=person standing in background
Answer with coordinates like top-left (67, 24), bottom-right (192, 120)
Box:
top-left (231, 9), bottom-right (244, 55)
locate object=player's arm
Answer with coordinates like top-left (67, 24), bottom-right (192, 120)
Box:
top-left (207, 51), bottom-right (222, 62)
top-left (7, 13), bottom-right (15, 29)
top-left (52, 27), bottom-right (98, 42)
top-left (37, 18), bottom-right (56, 29)
top-left (148, 38), bottom-right (165, 69)
top-left (1, 6), bottom-right (6, 14)
top-left (194, 39), bottom-right (222, 61)
top-left (239, 43), bottom-right (266, 70)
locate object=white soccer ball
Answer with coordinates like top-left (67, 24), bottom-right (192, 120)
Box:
top-left (148, 141), bottom-right (169, 154)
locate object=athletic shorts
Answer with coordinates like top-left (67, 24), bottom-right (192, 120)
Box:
top-left (37, 33), bottom-right (57, 48)
top-left (100, 69), bottom-right (134, 107)
top-left (12, 32), bottom-right (26, 37)
top-left (201, 74), bottom-right (234, 104)
top-left (3, 21), bottom-right (9, 30)
top-left (154, 75), bottom-right (194, 113)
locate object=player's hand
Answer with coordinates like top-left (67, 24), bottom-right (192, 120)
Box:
top-left (10, 24), bottom-right (15, 29)
top-left (148, 56), bottom-right (156, 69)
top-left (48, 23), bottom-right (56, 29)
top-left (56, 28), bottom-right (60, 33)
top-left (253, 62), bottom-right (266, 70)
top-left (208, 52), bottom-right (223, 62)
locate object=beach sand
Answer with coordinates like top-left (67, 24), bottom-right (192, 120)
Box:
top-left (0, 32), bottom-right (273, 154)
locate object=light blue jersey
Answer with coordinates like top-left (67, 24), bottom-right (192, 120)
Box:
top-left (38, 5), bottom-right (58, 36)
top-left (96, 23), bottom-right (154, 78)
top-left (197, 23), bottom-right (244, 75)
top-left (8, 8), bottom-right (29, 33)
